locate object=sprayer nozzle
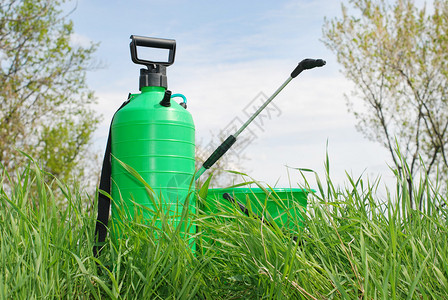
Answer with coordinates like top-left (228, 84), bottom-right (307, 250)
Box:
top-left (299, 58), bottom-right (326, 70)
top-left (291, 58), bottom-right (326, 78)
top-left (315, 59), bottom-right (326, 67)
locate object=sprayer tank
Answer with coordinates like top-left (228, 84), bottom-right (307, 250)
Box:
top-left (110, 86), bottom-right (195, 229)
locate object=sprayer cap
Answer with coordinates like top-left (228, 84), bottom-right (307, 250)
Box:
top-left (139, 65), bottom-right (167, 90)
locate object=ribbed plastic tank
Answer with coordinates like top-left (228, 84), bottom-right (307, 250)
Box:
top-left (110, 86), bottom-right (195, 239)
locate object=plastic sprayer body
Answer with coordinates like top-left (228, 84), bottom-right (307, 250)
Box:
top-left (108, 36), bottom-right (195, 242)
top-left (110, 87), bottom-right (195, 231)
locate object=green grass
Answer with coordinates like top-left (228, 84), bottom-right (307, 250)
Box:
top-left (0, 157), bottom-right (447, 299)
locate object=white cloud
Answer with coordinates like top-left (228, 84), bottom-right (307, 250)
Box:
top-left (70, 32), bottom-right (93, 48)
top-left (90, 53), bottom-right (394, 193)
top-left (77, 0), bottom-right (396, 194)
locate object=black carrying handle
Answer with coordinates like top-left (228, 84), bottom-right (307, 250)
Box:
top-left (130, 35), bottom-right (176, 67)
top-left (222, 192), bottom-right (272, 228)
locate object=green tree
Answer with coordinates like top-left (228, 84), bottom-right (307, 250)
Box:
top-left (0, 0), bottom-right (99, 183)
top-left (322, 0), bottom-right (448, 209)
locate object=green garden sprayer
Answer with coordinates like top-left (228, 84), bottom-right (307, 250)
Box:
top-left (93, 35), bottom-right (325, 255)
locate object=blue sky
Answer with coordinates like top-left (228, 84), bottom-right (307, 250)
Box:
top-left (67, 0), bottom-right (396, 191)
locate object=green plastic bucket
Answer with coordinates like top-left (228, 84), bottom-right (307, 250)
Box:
top-left (201, 187), bottom-right (308, 234)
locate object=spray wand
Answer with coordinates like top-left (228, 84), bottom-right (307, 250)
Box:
top-left (195, 58), bottom-right (326, 181)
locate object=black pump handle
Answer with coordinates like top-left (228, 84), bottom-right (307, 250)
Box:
top-left (130, 35), bottom-right (176, 67)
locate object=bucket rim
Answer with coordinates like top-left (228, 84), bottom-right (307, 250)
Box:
top-left (207, 187), bottom-right (309, 194)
